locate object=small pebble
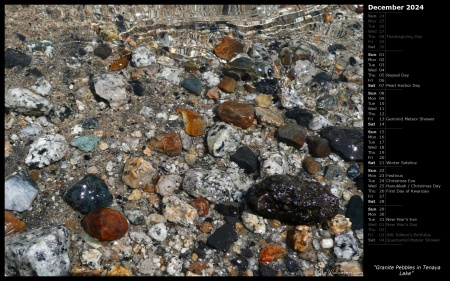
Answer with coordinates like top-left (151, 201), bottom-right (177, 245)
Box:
top-left (5, 171), bottom-right (39, 212)
top-left (177, 108), bottom-right (207, 137)
top-left (214, 37), bottom-right (244, 61)
top-left (217, 76), bottom-right (237, 93)
top-left (122, 157), bottom-right (156, 189)
top-left (147, 132), bottom-right (182, 156)
top-left (81, 208), bottom-right (129, 241)
top-left (218, 101), bottom-right (255, 129)
top-left (259, 244), bottom-right (286, 264)
top-left (70, 135), bottom-right (100, 152)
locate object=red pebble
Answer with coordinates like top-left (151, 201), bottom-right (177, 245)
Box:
top-left (190, 198), bottom-right (210, 217)
top-left (259, 244), bottom-right (286, 264)
top-left (81, 208), bottom-right (129, 241)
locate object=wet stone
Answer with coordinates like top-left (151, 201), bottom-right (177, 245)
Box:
top-left (5, 171), bottom-right (39, 212)
top-left (5, 211), bottom-right (26, 235)
top-left (287, 225), bottom-right (312, 253)
top-left (241, 211), bottom-right (266, 234)
top-left (25, 134), bottom-right (68, 168)
top-left (206, 223), bottom-right (238, 252)
top-left (5, 48), bottom-right (32, 68)
top-left (259, 244), bottom-right (286, 264)
top-left (254, 78), bottom-right (280, 95)
top-left (345, 195), bottom-right (363, 230)
top-left (354, 174), bottom-right (363, 191)
top-left (4, 225), bottom-right (71, 276)
top-left (306, 136), bottom-right (331, 158)
top-left (181, 76), bottom-right (202, 95)
top-left (147, 132), bottom-right (182, 157)
top-left (334, 233), bottom-right (358, 261)
top-left (312, 72), bottom-right (332, 83)
top-left (122, 157), bottom-right (156, 189)
top-left (230, 146), bottom-right (259, 174)
top-left (207, 122), bottom-right (241, 157)
top-left (328, 214), bottom-right (352, 235)
top-left (276, 124), bottom-right (307, 148)
top-left (316, 94), bottom-right (338, 110)
top-left (81, 117), bottom-right (99, 129)
top-left (280, 87), bottom-right (304, 109)
top-left (214, 37), bottom-right (244, 61)
top-left (255, 107), bottom-right (285, 127)
top-left (5, 87), bottom-right (53, 116)
top-left (131, 46), bottom-right (156, 67)
top-left (63, 174), bottom-right (113, 214)
top-left (217, 76), bottom-right (237, 93)
top-left (320, 126), bottom-right (364, 161)
top-left (324, 165), bottom-right (342, 179)
top-left (177, 108), bottom-right (207, 137)
top-left (93, 43), bottom-right (112, 60)
top-left (148, 223), bottom-right (168, 242)
top-left (303, 156), bottom-right (321, 175)
top-left (218, 101), bottom-right (255, 129)
top-left (346, 165), bottom-right (360, 180)
top-left (309, 114), bottom-right (332, 131)
top-left (285, 108), bottom-right (314, 127)
top-left (255, 94), bottom-right (272, 108)
top-left (246, 174), bottom-right (339, 225)
top-left (81, 208), bottom-right (129, 241)
top-left (70, 135), bottom-right (100, 152)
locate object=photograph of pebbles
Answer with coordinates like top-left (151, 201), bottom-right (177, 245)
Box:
top-left (4, 4), bottom-right (364, 276)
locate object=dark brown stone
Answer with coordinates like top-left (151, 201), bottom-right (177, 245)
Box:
top-left (303, 156), bottom-right (321, 175)
top-left (218, 101), bottom-right (255, 129)
top-left (276, 124), bottom-right (307, 148)
top-left (81, 208), bottom-right (129, 241)
top-left (218, 76), bottom-right (237, 93)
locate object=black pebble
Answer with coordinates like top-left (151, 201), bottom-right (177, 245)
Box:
top-left (81, 118), bottom-right (99, 129)
top-left (285, 108), bottom-right (314, 127)
top-left (345, 195), bottom-right (363, 230)
top-left (26, 68), bottom-right (44, 77)
top-left (206, 224), bottom-right (238, 252)
top-left (347, 164), bottom-right (360, 180)
top-left (197, 240), bottom-right (206, 249)
top-left (354, 174), bottom-right (363, 191)
top-left (259, 264), bottom-right (278, 276)
top-left (349, 57), bottom-right (357, 66)
top-left (63, 174), bottom-right (113, 214)
top-left (93, 43), bottom-right (112, 60)
top-left (224, 216), bottom-right (238, 225)
top-left (14, 32), bottom-right (26, 41)
top-left (240, 248), bottom-right (253, 258)
top-left (215, 202), bottom-right (240, 217)
top-left (230, 146), bottom-right (259, 174)
top-left (327, 44), bottom-right (346, 53)
top-left (320, 126), bottom-right (364, 161)
top-left (128, 80), bottom-right (145, 96)
top-left (231, 256), bottom-right (248, 270)
top-left (312, 72), bottom-right (332, 83)
top-left (5, 48), bottom-right (32, 68)
top-left (254, 78), bottom-right (280, 95)
top-left (193, 248), bottom-right (206, 259)
top-left (324, 165), bottom-right (341, 179)
top-left (284, 255), bottom-right (299, 272)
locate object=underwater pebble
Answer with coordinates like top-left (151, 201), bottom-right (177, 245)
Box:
top-left (81, 208), bottom-right (129, 241)
top-left (92, 73), bottom-right (128, 109)
top-left (131, 46), bottom-right (156, 67)
top-left (70, 135), bottom-right (100, 152)
top-left (5, 87), bottom-right (53, 116)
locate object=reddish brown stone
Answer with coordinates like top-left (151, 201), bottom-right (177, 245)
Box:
top-left (206, 86), bottom-right (221, 99)
top-left (190, 198), bottom-right (210, 217)
top-left (198, 220), bottom-right (214, 233)
top-left (214, 37), bottom-right (244, 61)
top-left (244, 84), bottom-right (254, 93)
top-left (81, 208), bottom-right (129, 241)
top-left (147, 132), bottom-right (182, 156)
top-left (218, 101), bottom-right (255, 129)
top-left (287, 225), bottom-right (312, 253)
top-left (5, 211), bottom-right (25, 235)
top-left (259, 244), bottom-right (286, 264)
top-left (307, 136), bottom-right (331, 158)
top-left (217, 76), bottom-right (237, 93)
top-left (177, 108), bottom-right (207, 137)
top-left (303, 156), bottom-right (321, 175)
top-left (276, 124), bottom-right (307, 148)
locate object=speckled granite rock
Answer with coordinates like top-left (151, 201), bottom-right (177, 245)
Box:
top-left (5, 225), bottom-right (71, 276)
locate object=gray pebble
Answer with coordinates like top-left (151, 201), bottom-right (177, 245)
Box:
top-left (148, 223), bottom-right (168, 242)
top-left (207, 122), bottom-right (241, 157)
top-left (18, 123), bottom-right (43, 141)
top-left (92, 73), bottom-right (128, 109)
top-left (131, 46), bottom-right (156, 67)
top-left (5, 87), bottom-right (53, 116)
top-left (5, 171), bottom-right (39, 212)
